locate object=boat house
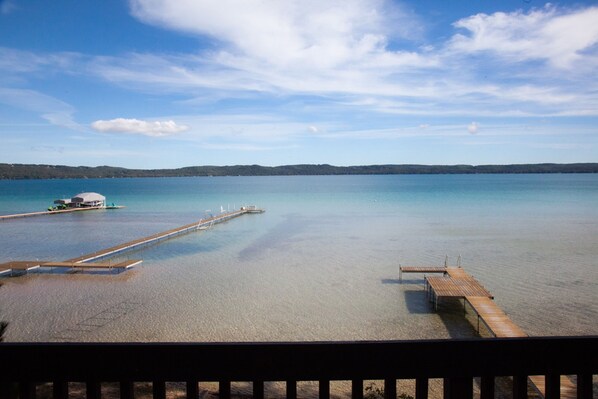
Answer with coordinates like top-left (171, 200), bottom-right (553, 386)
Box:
top-left (54, 192), bottom-right (106, 208)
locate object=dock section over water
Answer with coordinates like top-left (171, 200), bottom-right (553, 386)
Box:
top-left (0, 207), bottom-right (264, 276)
top-left (0, 206), bottom-right (104, 221)
top-left (400, 263), bottom-right (578, 398)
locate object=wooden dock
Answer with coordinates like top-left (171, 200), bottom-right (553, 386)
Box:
top-left (1, 207), bottom-right (264, 276)
top-left (401, 263), bottom-right (578, 398)
top-left (66, 208), bottom-right (253, 263)
top-left (0, 206), bottom-right (105, 221)
top-left (0, 259), bottom-right (142, 276)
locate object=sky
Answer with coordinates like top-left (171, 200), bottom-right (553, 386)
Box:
top-left (1, 0), bottom-right (597, 168)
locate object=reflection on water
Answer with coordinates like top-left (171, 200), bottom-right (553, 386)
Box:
top-left (1, 175), bottom-right (597, 342)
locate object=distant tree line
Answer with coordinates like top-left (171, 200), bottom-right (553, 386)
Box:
top-left (1, 162), bottom-right (597, 179)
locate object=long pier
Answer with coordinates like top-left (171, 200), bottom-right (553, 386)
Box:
top-left (0, 207), bottom-right (264, 276)
top-left (0, 206), bottom-right (105, 221)
top-left (400, 263), bottom-right (578, 398)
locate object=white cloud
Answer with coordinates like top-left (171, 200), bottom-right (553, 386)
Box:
top-left (308, 125), bottom-right (319, 133)
top-left (449, 5), bottom-right (598, 69)
top-left (130, 0), bottom-right (424, 71)
top-left (91, 118), bottom-right (189, 137)
top-left (468, 122), bottom-right (479, 134)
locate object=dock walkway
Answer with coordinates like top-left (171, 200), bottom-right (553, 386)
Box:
top-left (401, 263), bottom-right (578, 398)
top-left (1, 208), bottom-right (263, 276)
top-left (0, 206), bottom-right (104, 221)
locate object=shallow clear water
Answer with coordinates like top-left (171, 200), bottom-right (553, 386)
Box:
top-left (0, 174), bottom-right (596, 342)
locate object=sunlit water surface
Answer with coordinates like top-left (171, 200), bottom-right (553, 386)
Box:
top-left (0, 175), bottom-right (596, 342)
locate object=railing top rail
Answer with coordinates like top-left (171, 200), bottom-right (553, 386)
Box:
top-left (1, 336), bottom-right (596, 381)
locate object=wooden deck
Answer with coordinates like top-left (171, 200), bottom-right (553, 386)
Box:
top-left (1, 208), bottom-right (263, 277)
top-left (424, 267), bottom-right (494, 308)
top-left (412, 265), bottom-right (577, 398)
top-left (465, 296), bottom-right (526, 337)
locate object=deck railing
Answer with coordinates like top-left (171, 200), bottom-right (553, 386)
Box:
top-left (1, 336), bottom-right (596, 399)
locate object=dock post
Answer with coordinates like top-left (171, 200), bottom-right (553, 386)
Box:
top-left (398, 264), bottom-right (402, 282)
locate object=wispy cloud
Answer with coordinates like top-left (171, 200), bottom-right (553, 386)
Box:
top-left (468, 122), bottom-right (479, 134)
top-left (2, 1), bottom-right (598, 155)
top-left (130, 0), bottom-right (426, 72)
top-left (0, 87), bottom-right (81, 130)
top-left (449, 5), bottom-right (598, 70)
top-left (91, 118), bottom-right (189, 137)
top-left (0, 0), bottom-right (16, 15)
top-left (82, 2), bottom-right (597, 122)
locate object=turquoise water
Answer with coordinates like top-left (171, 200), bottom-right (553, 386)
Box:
top-left (0, 174), bottom-right (597, 342)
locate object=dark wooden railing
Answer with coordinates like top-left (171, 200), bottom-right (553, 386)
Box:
top-left (1, 336), bottom-right (596, 399)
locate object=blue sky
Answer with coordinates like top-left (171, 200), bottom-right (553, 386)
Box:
top-left (1, 0), bottom-right (597, 168)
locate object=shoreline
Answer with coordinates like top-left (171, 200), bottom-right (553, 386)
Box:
top-left (2, 162), bottom-right (598, 180)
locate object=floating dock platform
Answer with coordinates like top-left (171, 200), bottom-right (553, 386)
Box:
top-left (1, 207), bottom-right (264, 276)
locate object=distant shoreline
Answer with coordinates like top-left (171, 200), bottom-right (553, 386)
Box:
top-left (1, 162), bottom-right (597, 180)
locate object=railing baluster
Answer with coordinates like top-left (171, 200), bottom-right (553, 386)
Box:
top-left (443, 377), bottom-right (472, 399)
top-left (286, 380), bottom-right (297, 399)
top-left (415, 377), bottom-right (428, 399)
top-left (351, 379), bottom-right (363, 399)
top-left (479, 376), bottom-right (494, 399)
top-left (512, 375), bottom-right (528, 399)
top-left (19, 381), bottom-right (36, 399)
top-left (186, 380), bottom-right (198, 399)
top-left (152, 380), bottom-right (166, 399)
top-left (253, 380), bottom-right (264, 399)
top-left (0, 383), bottom-right (10, 399)
top-left (52, 381), bottom-right (68, 399)
top-left (319, 379), bottom-right (330, 399)
top-left (219, 380), bottom-right (231, 399)
top-left (86, 381), bottom-right (101, 399)
top-left (120, 381), bottom-right (134, 399)
top-left (577, 373), bottom-right (593, 399)
top-left (545, 374), bottom-right (560, 399)
top-left (384, 379), bottom-right (396, 399)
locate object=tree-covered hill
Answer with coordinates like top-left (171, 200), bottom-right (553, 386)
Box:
top-left (1, 163), bottom-right (597, 179)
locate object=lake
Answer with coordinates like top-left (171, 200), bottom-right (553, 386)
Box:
top-left (0, 174), bottom-right (597, 342)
